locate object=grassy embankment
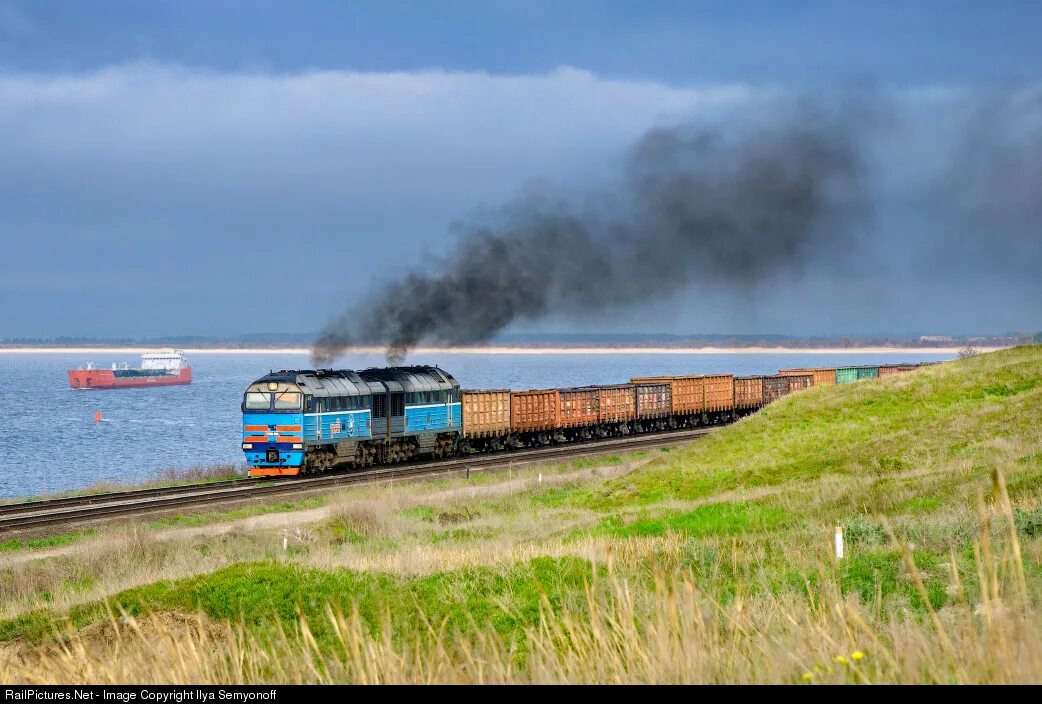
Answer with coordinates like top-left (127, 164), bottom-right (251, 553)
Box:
top-left (1, 346), bottom-right (1041, 683)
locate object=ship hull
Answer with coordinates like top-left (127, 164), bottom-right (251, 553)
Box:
top-left (68, 368), bottom-right (192, 389)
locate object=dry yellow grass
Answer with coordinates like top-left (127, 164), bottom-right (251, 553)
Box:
top-left (3, 553), bottom-right (1038, 683)
top-left (0, 457), bottom-right (643, 620)
top-left (1, 467), bottom-right (1038, 684)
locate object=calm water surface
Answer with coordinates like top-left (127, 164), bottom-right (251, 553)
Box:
top-left (0, 351), bottom-right (954, 498)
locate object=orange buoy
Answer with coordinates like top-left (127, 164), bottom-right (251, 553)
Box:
top-left (94, 411), bottom-right (102, 422)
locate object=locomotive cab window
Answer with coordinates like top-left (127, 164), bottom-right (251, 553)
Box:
top-left (274, 391), bottom-right (302, 410)
top-left (245, 392), bottom-right (270, 410)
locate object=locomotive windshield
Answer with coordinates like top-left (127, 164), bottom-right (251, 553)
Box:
top-left (244, 392), bottom-right (270, 410)
top-left (274, 391), bottom-right (302, 410)
top-left (243, 382), bottom-right (303, 412)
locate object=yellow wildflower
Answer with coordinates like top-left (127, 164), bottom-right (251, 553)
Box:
top-left (802, 672), bottom-right (814, 681)
top-left (834, 655), bottom-right (849, 665)
top-left (851, 651), bottom-right (865, 661)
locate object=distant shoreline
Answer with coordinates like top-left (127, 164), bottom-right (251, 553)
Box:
top-left (0, 345), bottom-right (997, 356)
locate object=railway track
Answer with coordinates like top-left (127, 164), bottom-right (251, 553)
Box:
top-left (0, 427), bottom-right (715, 534)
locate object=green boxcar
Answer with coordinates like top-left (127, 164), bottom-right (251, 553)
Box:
top-left (836, 367), bottom-right (859, 384)
top-left (856, 366), bottom-right (879, 380)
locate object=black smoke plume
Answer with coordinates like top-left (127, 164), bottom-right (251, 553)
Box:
top-left (313, 103), bottom-right (870, 365)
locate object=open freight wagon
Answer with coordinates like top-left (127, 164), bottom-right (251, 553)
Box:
top-left (629, 374), bottom-right (735, 426)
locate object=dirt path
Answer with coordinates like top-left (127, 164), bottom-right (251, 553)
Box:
top-left (0, 457), bottom-right (963, 571)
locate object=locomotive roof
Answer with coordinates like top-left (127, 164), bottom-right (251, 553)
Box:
top-left (358, 366), bottom-right (459, 394)
top-left (249, 366), bottom-right (458, 397)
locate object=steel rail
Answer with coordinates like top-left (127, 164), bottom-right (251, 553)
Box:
top-left (0, 427), bottom-right (714, 533)
top-left (0, 477), bottom-right (253, 516)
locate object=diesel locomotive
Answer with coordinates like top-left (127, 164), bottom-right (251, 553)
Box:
top-left (241, 366), bottom-right (460, 476)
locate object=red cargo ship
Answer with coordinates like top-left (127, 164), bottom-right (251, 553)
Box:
top-left (68, 351), bottom-right (192, 389)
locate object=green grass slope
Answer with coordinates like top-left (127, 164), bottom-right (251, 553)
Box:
top-left (560, 345), bottom-right (1042, 509)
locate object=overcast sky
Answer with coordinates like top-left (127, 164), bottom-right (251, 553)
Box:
top-left (1, 1), bottom-right (1040, 338)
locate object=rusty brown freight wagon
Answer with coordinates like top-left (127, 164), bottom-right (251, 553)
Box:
top-left (785, 374), bottom-right (813, 393)
top-left (596, 385), bottom-right (637, 423)
top-left (762, 375), bottom-right (792, 404)
top-left (630, 375), bottom-right (705, 415)
top-left (778, 368), bottom-right (836, 386)
top-left (510, 389), bottom-right (559, 433)
top-left (461, 389), bottom-right (511, 438)
top-left (734, 376), bottom-right (764, 410)
top-left (634, 381), bottom-right (671, 419)
top-left (558, 387), bottom-right (600, 428)
top-left (704, 374), bottom-right (735, 413)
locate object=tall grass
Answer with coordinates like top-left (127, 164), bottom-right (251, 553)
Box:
top-left (3, 468), bottom-right (1038, 684)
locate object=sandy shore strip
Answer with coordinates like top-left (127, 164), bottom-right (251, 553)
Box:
top-left (0, 345), bottom-right (998, 355)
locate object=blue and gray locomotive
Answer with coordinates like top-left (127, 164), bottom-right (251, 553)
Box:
top-left (242, 366), bottom-right (461, 476)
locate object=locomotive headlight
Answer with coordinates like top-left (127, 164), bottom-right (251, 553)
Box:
top-left (267, 381), bottom-right (278, 391)
top-left (292, 443), bottom-right (303, 450)
top-left (242, 443), bottom-right (253, 450)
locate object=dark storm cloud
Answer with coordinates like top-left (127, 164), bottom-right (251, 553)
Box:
top-left (0, 65), bottom-right (746, 336)
top-left (1, 64), bottom-right (1040, 341)
top-left (942, 88), bottom-right (1042, 270)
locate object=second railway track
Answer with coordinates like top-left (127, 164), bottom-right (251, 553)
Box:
top-left (0, 427), bottom-right (714, 534)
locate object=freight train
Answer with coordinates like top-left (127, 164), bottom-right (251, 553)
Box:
top-left (241, 362), bottom-right (934, 476)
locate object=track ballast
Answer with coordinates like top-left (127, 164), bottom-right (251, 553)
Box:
top-left (0, 427), bottom-right (714, 534)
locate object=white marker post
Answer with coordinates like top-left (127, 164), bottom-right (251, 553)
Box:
top-left (834, 526), bottom-right (844, 560)
top-left (538, 473), bottom-right (543, 484)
